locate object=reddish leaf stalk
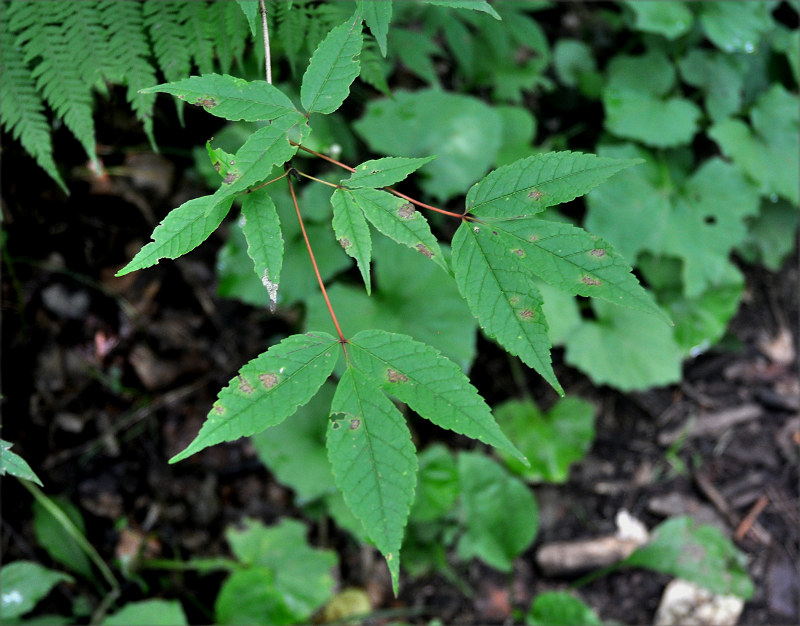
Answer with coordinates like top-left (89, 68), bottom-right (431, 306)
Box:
top-left (287, 177), bottom-right (347, 346)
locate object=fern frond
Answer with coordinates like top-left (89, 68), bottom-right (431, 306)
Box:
top-left (10, 1), bottom-right (99, 167)
top-left (0, 10), bottom-right (66, 192)
top-left (99, 0), bottom-right (158, 145)
top-left (181, 2), bottom-right (216, 75)
top-left (212, 2), bottom-right (251, 73)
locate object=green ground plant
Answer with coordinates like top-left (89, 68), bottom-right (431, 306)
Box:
top-left (2, 0), bottom-right (795, 623)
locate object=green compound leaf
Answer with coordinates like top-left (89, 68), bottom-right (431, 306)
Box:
top-left (170, 332), bottom-right (340, 463)
top-left (423, 0), bottom-right (501, 20)
top-left (0, 561), bottom-right (73, 619)
top-left (623, 516), bottom-right (754, 599)
top-left (348, 329), bottom-right (527, 465)
top-left (456, 452), bottom-right (538, 572)
top-left (331, 189), bottom-right (373, 294)
top-left (489, 218), bottom-right (670, 323)
top-left (343, 156), bottom-right (436, 189)
top-left (327, 367), bottom-right (417, 595)
top-left (341, 187), bottom-right (448, 273)
top-left (0, 439), bottom-right (42, 486)
top-left (466, 152), bottom-right (642, 219)
top-left (301, 11), bottom-right (363, 115)
top-left (360, 0), bottom-right (392, 56)
top-left (141, 73), bottom-right (299, 121)
top-left (241, 189), bottom-right (284, 310)
top-left (117, 194), bottom-right (234, 276)
top-left (452, 222), bottom-right (561, 395)
top-left (212, 113), bottom-right (307, 201)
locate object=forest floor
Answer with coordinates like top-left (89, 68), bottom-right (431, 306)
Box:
top-left (2, 93), bottom-right (798, 626)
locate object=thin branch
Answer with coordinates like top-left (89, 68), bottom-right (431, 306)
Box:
top-left (259, 0), bottom-right (272, 84)
top-left (296, 170), bottom-right (342, 189)
top-left (287, 178), bottom-right (347, 346)
top-left (291, 141), bottom-right (356, 172)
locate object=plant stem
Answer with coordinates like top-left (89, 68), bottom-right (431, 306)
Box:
top-left (292, 141), bottom-right (356, 172)
top-left (247, 170), bottom-right (289, 193)
top-left (286, 178), bottom-right (347, 346)
top-left (258, 0), bottom-right (272, 84)
top-left (296, 170), bottom-right (342, 189)
top-left (290, 142), bottom-right (470, 219)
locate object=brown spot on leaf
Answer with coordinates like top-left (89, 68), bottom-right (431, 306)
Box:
top-left (528, 234), bottom-right (539, 243)
top-left (519, 309), bottom-right (535, 320)
top-left (387, 369), bottom-right (408, 383)
top-left (590, 248), bottom-right (606, 257)
top-left (213, 162), bottom-right (221, 173)
top-left (338, 237), bottom-right (351, 249)
top-left (223, 171), bottom-right (237, 185)
top-left (397, 203), bottom-right (416, 219)
top-left (213, 404), bottom-right (225, 415)
top-left (582, 276), bottom-right (602, 286)
top-left (528, 189), bottom-right (544, 200)
top-left (349, 419), bottom-right (361, 430)
top-left (416, 243), bottom-right (433, 258)
top-left (512, 248), bottom-right (524, 257)
top-left (259, 373), bottom-right (278, 389)
top-left (238, 375), bottom-right (254, 395)
top-left (196, 98), bottom-right (217, 108)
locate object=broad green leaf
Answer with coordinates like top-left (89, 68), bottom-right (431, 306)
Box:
top-left (537, 279), bottom-right (581, 346)
top-left (698, 2), bottom-right (774, 54)
top-left (215, 567), bottom-right (295, 626)
top-left (606, 49), bottom-right (676, 97)
top-left (301, 12), bottom-right (363, 115)
top-left (564, 300), bottom-right (682, 391)
top-left (493, 397), bottom-right (595, 483)
top-left (33, 498), bottom-right (93, 582)
top-left (327, 367), bottom-right (417, 594)
top-left (489, 217), bottom-right (670, 323)
top-left (342, 187), bottom-right (448, 273)
top-left (623, 516), bottom-right (754, 599)
top-left (466, 152), bottom-right (641, 219)
top-left (116, 194), bottom-right (234, 276)
top-left (330, 188), bottom-right (373, 293)
top-left (304, 236), bottom-right (477, 371)
top-left (526, 591), bottom-right (602, 626)
top-left (604, 89), bottom-right (701, 148)
top-left (354, 89), bottom-right (503, 201)
top-left (0, 439), bottom-right (42, 485)
top-left (423, 0), bottom-right (501, 20)
top-left (678, 49), bottom-right (747, 122)
top-left (102, 600), bottom-right (188, 626)
top-left (552, 39), bottom-right (597, 89)
top-left (361, 0), bottom-right (391, 56)
top-left (452, 222), bottom-right (560, 394)
top-left (225, 518), bottom-right (337, 618)
top-left (584, 143), bottom-right (671, 264)
top-left (456, 452), bottom-right (538, 571)
top-left (709, 84), bottom-right (799, 204)
top-left (343, 156), bottom-right (436, 189)
top-left (0, 561), bottom-right (73, 619)
top-left (660, 158), bottom-right (760, 296)
top-left (737, 198), bottom-right (800, 271)
top-left (348, 329), bottom-right (527, 464)
top-left (141, 74), bottom-right (298, 121)
top-left (624, 1), bottom-right (693, 40)
top-left (170, 332), bottom-right (340, 463)
top-left (411, 444), bottom-right (459, 523)
top-left (212, 113), bottom-right (307, 200)
top-left (495, 105), bottom-right (537, 167)
top-left (241, 189), bottom-right (283, 310)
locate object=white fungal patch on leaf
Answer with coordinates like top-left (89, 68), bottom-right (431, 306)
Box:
top-left (261, 270), bottom-right (279, 312)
